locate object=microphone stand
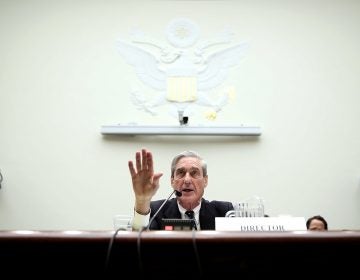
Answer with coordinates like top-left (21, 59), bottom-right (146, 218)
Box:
top-left (145, 189), bottom-right (180, 231)
top-left (137, 189), bottom-right (181, 276)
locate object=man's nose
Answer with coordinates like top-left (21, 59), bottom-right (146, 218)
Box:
top-left (184, 172), bottom-right (191, 183)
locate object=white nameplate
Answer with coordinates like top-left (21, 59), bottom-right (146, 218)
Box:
top-left (215, 217), bottom-right (307, 231)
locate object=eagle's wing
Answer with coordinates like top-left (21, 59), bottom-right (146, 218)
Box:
top-left (197, 42), bottom-right (248, 91)
top-left (117, 40), bottom-right (167, 91)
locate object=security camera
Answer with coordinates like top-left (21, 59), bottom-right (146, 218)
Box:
top-left (180, 116), bottom-right (189, 126)
top-left (178, 111), bottom-right (189, 126)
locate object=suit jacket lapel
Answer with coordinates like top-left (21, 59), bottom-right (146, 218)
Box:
top-left (199, 199), bottom-right (216, 230)
top-left (163, 198), bottom-right (182, 219)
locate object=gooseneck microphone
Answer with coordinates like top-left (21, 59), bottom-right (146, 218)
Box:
top-left (106, 189), bottom-right (182, 276)
top-left (145, 189), bottom-right (182, 231)
top-left (137, 188), bottom-right (182, 276)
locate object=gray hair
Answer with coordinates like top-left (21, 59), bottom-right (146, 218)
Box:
top-left (170, 151), bottom-right (207, 178)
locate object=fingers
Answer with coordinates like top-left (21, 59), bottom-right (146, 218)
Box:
top-left (153, 172), bottom-right (163, 185)
top-left (135, 151), bottom-right (141, 172)
top-left (128, 161), bottom-right (135, 177)
top-left (141, 149), bottom-right (147, 171)
top-left (147, 151), bottom-right (153, 173)
top-left (131, 149), bottom-right (154, 175)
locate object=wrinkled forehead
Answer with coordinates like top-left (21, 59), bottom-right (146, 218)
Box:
top-left (175, 157), bottom-right (202, 169)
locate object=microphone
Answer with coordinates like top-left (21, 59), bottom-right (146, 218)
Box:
top-left (106, 189), bottom-right (182, 274)
top-left (136, 189), bottom-right (182, 276)
top-left (145, 189), bottom-right (182, 231)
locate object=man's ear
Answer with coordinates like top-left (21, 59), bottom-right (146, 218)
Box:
top-left (204, 175), bottom-right (208, 188)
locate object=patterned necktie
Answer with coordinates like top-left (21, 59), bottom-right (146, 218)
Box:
top-left (185, 210), bottom-right (197, 230)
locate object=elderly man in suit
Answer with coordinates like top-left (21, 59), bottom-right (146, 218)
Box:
top-left (129, 148), bottom-right (233, 230)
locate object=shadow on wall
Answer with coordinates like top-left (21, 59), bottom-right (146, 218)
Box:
top-left (0, 168), bottom-right (3, 189)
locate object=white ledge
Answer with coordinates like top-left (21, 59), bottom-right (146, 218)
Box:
top-left (101, 125), bottom-right (261, 136)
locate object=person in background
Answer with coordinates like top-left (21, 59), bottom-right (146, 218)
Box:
top-left (128, 148), bottom-right (233, 230)
top-left (306, 215), bottom-right (328, 231)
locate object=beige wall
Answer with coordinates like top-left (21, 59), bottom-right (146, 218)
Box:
top-left (0, 0), bottom-right (359, 230)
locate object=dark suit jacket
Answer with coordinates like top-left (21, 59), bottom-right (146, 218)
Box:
top-left (149, 198), bottom-right (233, 230)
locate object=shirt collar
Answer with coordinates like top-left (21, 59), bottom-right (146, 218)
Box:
top-left (177, 201), bottom-right (201, 217)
